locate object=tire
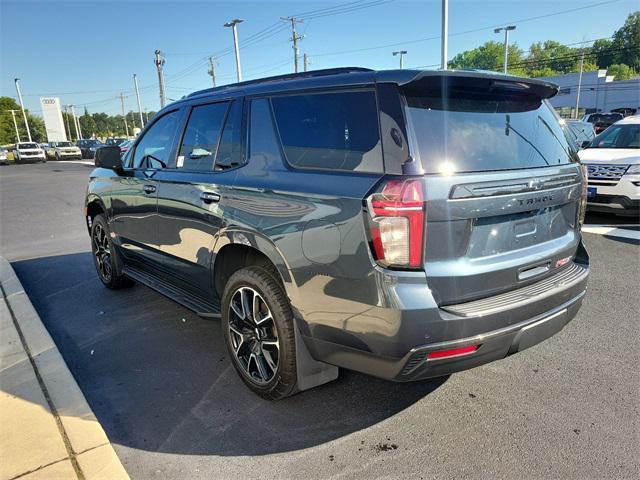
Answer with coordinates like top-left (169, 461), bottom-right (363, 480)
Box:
top-left (55, 153), bottom-right (60, 161)
top-left (90, 214), bottom-right (134, 289)
top-left (221, 266), bottom-right (298, 400)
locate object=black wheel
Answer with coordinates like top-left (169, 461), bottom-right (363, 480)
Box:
top-left (55, 152), bottom-right (60, 161)
top-left (222, 266), bottom-right (298, 400)
top-left (90, 214), bottom-right (134, 289)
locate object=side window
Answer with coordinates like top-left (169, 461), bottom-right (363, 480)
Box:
top-left (248, 98), bottom-right (285, 166)
top-left (177, 102), bottom-right (228, 171)
top-left (215, 100), bottom-right (243, 171)
top-left (270, 90), bottom-right (383, 172)
top-left (132, 110), bottom-right (181, 168)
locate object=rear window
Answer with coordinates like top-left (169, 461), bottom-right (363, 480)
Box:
top-left (404, 92), bottom-right (574, 174)
top-left (587, 113), bottom-right (623, 124)
top-left (270, 90), bottom-right (383, 173)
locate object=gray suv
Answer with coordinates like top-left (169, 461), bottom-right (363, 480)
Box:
top-left (85, 68), bottom-right (589, 399)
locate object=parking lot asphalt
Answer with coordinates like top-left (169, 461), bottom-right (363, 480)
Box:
top-left (1, 161), bottom-right (639, 479)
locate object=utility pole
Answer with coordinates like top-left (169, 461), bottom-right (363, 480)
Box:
top-left (63, 106), bottom-right (72, 141)
top-left (118, 93), bottom-right (130, 137)
top-left (6, 110), bottom-right (20, 142)
top-left (133, 74), bottom-right (144, 129)
top-left (494, 25), bottom-right (516, 73)
top-left (392, 50), bottom-right (407, 69)
top-left (281, 16), bottom-right (304, 73)
top-left (441, 0), bottom-right (448, 70)
top-left (207, 56), bottom-right (218, 87)
top-left (575, 50), bottom-right (585, 120)
top-left (303, 53), bottom-right (310, 72)
top-left (224, 19), bottom-right (244, 82)
top-left (154, 49), bottom-right (166, 108)
top-left (69, 105), bottom-right (82, 140)
top-left (14, 78), bottom-right (32, 142)
top-left (144, 108), bottom-right (149, 123)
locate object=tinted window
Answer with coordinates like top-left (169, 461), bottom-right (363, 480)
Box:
top-left (249, 98), bottom-right (285, 166)
top-left (215, 100), bottom-right (243, 171)
top-left (132, 110), bottom-right (181, 168)
top-left (177, 102), bottom-right (228, 171)
top-left (270, 91), bottom-right (383, 172)
top-left (404, 92), bottom-right (573, 174)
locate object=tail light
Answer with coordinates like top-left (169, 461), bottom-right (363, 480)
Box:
top-left (578, 164), bottom-right (588, 225)
top-left (366, 178), bottom-right (425, 269)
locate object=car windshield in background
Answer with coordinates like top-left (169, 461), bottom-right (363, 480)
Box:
top-left (19, 143), bottom-right (39, 149)
top-left (404, 93), bottom-right (573, 174)
top-left (588, 124), bottom-right (640, 149)
top-left (57, 142), bottom-right (72, 147)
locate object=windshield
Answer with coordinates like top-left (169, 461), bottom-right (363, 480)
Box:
top-left (19, 143), bottom-right (38, 149)
top-left (404, 91), bottom-right (574, 174)
top-left (587, 124), bottom-right (640, 149)
top-left (57, 142), bottom-right (72, 147)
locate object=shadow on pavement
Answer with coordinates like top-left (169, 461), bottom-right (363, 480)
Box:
top-left (12, 252), bottom-right (446, 456)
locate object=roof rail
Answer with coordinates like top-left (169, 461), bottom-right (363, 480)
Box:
top-left (186, 67), bottom-right (374, 98)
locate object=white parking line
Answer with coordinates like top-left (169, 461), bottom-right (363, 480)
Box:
top-left (58, 159), bottom-right (94, 165)
top-left (582, 225), bottom-right (640, 241)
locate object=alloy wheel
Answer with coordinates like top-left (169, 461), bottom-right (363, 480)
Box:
top-left (92, 224), bottom-right (112, 282)
top-left (228, 287), bottom-right (280, 384)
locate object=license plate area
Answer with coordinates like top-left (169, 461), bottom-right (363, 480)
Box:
top-left (587, 186), bottom-right (597, 198)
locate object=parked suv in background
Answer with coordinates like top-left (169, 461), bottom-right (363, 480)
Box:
top-left (46, 141), bottom-right (82, 160)
top-left (582, 112), bottom-right (624, 134)
top-left (14, 142), bottom-right (46, 163)
top-left (85, 68), bottom-right (589, 399)
top-left (77, 139), bottom-right (104, 159)
top-left (579, 115), bottom-right (640, 216)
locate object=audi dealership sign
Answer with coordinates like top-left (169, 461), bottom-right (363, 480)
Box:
top-left (40, 97), bottom-right (67, 142)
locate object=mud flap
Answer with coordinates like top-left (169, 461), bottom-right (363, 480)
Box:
top-left (294, 319), bottom-right (339, 391)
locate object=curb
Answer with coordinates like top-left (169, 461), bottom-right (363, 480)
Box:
top-left (0, 257), bottom-right (129, 480)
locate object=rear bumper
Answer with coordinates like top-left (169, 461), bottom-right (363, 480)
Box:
top-left (302, 249), bottom-right (589, 381)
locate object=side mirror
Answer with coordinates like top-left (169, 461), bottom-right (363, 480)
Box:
top-left (95, 145), bottom-right (123, 171)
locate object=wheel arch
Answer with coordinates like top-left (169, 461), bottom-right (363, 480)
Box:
top-left (212, 229), bottom-right (298, 306)
top-left (85, 195), bottom-right (108, 233)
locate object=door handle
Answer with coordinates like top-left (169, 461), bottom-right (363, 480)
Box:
top-left (200, 192), bottom-right (221, 204)
top-left (143, 184), bottom-right (157, 194)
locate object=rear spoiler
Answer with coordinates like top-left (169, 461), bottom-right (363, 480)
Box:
top-left (376, 69), bottom-right (559, 100)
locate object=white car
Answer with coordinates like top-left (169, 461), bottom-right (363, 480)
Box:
top-left (14, 142), bottom-right (46, 163)
top-left (46, 141), bottom-right (82, 160)
top-left (578, 115), bottom-right (640, 216)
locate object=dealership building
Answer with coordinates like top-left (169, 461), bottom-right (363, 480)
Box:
top-left (539, 69), bottom-right (640, 118)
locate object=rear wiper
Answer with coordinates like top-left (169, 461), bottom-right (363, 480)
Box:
top-left (504, 114), bottom-right (551, 166)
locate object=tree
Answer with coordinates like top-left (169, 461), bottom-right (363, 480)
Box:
top-left (525, 41), bottom-right (582, 76)
top-left (79, 107), bottom-right (97, 138)
top-left (591, 38), bottom-right (616, 69)
top-left (611, 11), bottom-right (640, 71)
top-left (0, 96), bottom-right (46, 144)
top-left (449, 41), bottom-right (525, 74)
top-left (606, 63), bottom-right (636, 80)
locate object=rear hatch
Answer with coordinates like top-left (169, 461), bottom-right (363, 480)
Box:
top-left (401, 72), bottom-right (584, 305)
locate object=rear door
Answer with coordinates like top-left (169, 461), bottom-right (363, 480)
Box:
top-left (155, 97), bottom-right (244, 299)
top-left (400, 74), bottom-right (584, 305)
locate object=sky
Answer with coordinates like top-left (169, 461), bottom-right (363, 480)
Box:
top-left (1, 0), bottom-right (637, 117)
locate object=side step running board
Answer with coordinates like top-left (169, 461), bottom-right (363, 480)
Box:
top-left (123, 266), bottom-right (221, 318)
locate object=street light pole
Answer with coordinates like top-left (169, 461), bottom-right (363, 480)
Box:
top-left (14, 78), bottom-right (32, 142)
top-left (392, 50), bottom-right (407, 69)
top-left (575, 50), bottom-right (585, 120)
top-left (224, 19), bottom-right (244, 82)
top-left (133, 74), bottom-right (144, 129)
top-left (494, 25), bottom-right (516, 73)
top-left (6, 110), bottom-right (20, 142)
top-left (441, 0), bottom-right (448, 70)
top-left (70, 105), bottom-right (81, 140)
